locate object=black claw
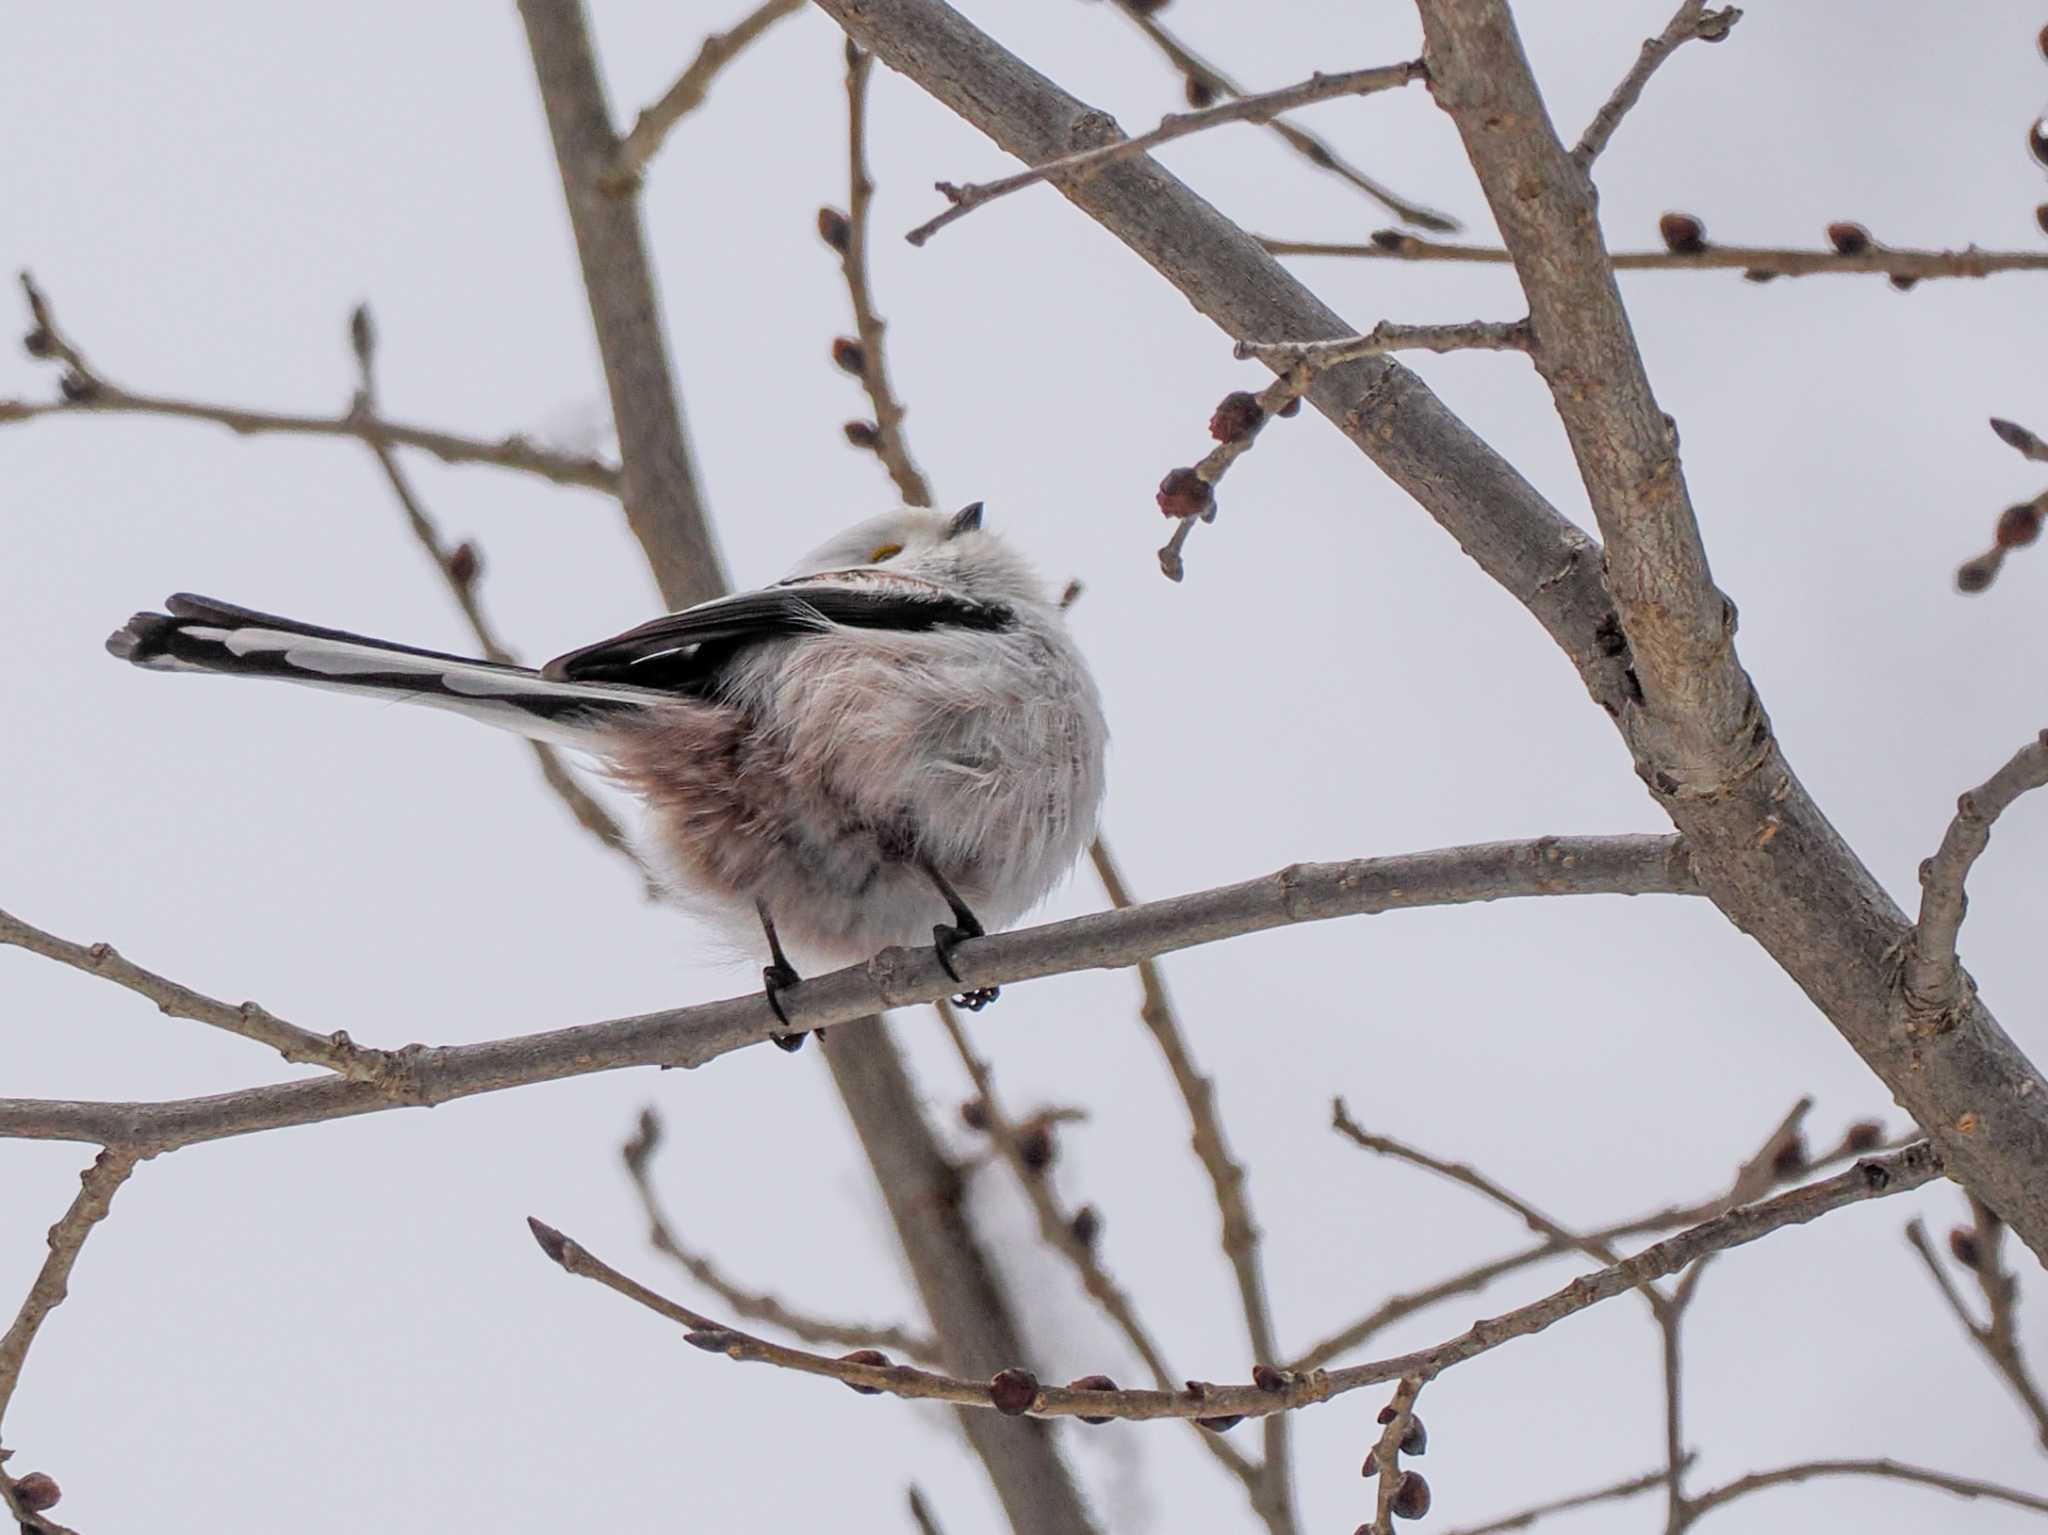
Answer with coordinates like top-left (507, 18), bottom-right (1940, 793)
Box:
top-left (763, 961), bottom-right (807, 1051)
top-left (953, 986), bottom-right (1001, 1011)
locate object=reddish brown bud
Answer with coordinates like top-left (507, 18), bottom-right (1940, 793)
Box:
top-left (1016, 1120), bottom-right (1055, 1173)
top-left (1124, 0), bottom-right (1169, 12)
top-left (1742, 269), bottom-right (1778, 283)
top-left (817, 206), bottom-right (852, 253)
top-left (1197, 1414), bottom-right (1245, 1432)
top-left (447, 541), bottom-right (481, 588)
top-left (1156, 467), bottom-right (1213, 521)
top-left (1369, 229), bottom-right (1410, 252)
top-left (2031, 117), bottom-right (2048, 170)
top-left (1400, 1414), bottom-right (1428, 1456)
top-left (1769, 1132), bottom-right (1809, 1180)
top-left (526, 1216), bottom-right (569, 1263)
top-left (13, 1473), bottom-right (60, 1513)
top-left (349, 302), bottom-right (376, 367)
top-left (1995, 503), bottom-right (2042, 549)
top-left (1184, 76), bottom-right (1216, 109)
top-left (58, 372), bottom-right (100, 403)
top-left (959, 1098), bottom-right (989, 1131)
top-left (1888, 274), bottom-right (1919, 292)
top-left (1991, 417), bottom-right (2047, 457)
top-left (1392, 1470), bottom-right (1433, 1519)
top-left (831, 336), bottom-right (867, 374)
top-left (1825, 221), bottom-right (1871, 255)
top-left (1068, 1373), bottom-right (1119, 1424)
top-left (1276, 396), bottom-right (1302, 417)
top-left (1252, 1364), bottom-right (1289, 1393)
top-left (684, 1328), bottom-right (734, 1353)
top-left (1070, 1204), bottom-right (1101, 1248)
top-left (1842, 1120), bottom-right (1884, 1153)
top-left (1377, 1405), bottom-right (1400, 1425)
top-left (990, 1368), bottom-right (1040, 1416)
top-left (1658, 211), bottom-right (1707, 254)
top-left (1956, 551), bottom-right (2003, 593)
top-left (22, 327), bottom-right (53, 358)
top-left (1209, 390), bottom-right (1265, 444)
top-left (843, 420), bottom-right (880, 449)
top-left (2036, 204), bottom-right (2048, 238)
top-left (1949, 1226), bottom-right (1983, 1269)
top-left (840, 1348), bottom-right (891, 1392)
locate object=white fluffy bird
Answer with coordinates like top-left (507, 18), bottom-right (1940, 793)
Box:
top-left (108, 503), bottom-right (1108, 1044)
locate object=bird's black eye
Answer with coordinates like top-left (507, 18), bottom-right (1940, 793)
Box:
top-left (866, 542), bottom-right (903, 564)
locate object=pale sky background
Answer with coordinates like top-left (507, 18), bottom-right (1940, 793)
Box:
top-left (6, 3), bottom-right (2048, 1531)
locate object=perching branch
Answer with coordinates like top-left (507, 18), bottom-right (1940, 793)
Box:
top-left (609, 0), bottom-right (809, 185)
top-left (619, 1108), bottom-right (942, 1365)
top-left (834, 45), bottom-right (934, 507)
top-left (1098, 0), bottom-right (1458, 231)
top-left (1259, 231), bottom-right (2048, 283)
top-left (906, 62), bottom-right (1428, 246)
top-left (0, 907), bottom-right (403, 1088)
top-left (1902, 730), bottom-right (2048, 1021)
top-left (0, 1149), bottom-right (141, 1433)
top-left (8, 273), bottom-right (622, 493)
top-left (1571, 1), bottom-right (1742, 170)
top-left (0, 834), bottom-right (1699, 1150)
top-left (524, 1143), bottom-right (1939, 1425)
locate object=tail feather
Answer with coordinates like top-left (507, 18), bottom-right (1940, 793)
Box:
top-left (108, 595), bottom-right (658, 747)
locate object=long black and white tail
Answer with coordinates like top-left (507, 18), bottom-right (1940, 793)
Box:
top-left (107, 594), bottom-right (658, 748)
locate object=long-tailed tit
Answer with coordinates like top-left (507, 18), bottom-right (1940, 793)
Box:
top-left (107, 502), bottom-right (1108, 1046)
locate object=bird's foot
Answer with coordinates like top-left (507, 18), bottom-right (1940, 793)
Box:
top-left (933, 919), bottom-right (1000, 1011)
top-left (763, 960), bottom-right (809, 1052)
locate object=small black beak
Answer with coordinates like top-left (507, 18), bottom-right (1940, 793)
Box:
top-left (945, 501), bottom-right (985, 539)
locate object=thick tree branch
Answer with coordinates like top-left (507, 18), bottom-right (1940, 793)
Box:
top-left (620, 1109), bottom-right (942, 1364)
top-left (0, 907), bottom-right (403, 1087)
top-left (0, 1150), bottom-right (140, 1432)
top-left (1260, 232), bottom-right (2048, 282)
top-left (0, 834), bottom-right (1697, 1150)
top-left (524, 1143), bottom-right (1939, 1424)
top-left (1099, 0), bottom-right (1458, 232)
top-left (519, 0), bottom-right (729, 611)
top-left (1572, 1), bottom-right (1741, 170)
top-left (609, 0), bottom-right (810, 185)
top-left (906, 62), bottom-right (1428, 246)
top-left (1903, 731), bottom-right (2048, 1021)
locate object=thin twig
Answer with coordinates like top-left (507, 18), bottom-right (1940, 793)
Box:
top-left (932, 1001), bottom-right (1268, 1499)
top-left (1234, 318), bottom-right (1531, 372)
top-left (619, 1108), bottom-right (942, 1365)
top-left (839, 46), bottom-right (933, 506)
top-left (1905, 1215), bottom-right (2048, 1449)
top-left (907, 62), bottom-right (1427, 245)
top-left (1903, 730), bottom-right (2048, 1020)
top-left (525, 1144), bottom-right (1939, 1425)
top-left (0, 833), bottom-right (1700, 1152)
top-left (1156, 364), bottom-right (1307, 582)
top-left (1441, 1462), bottom-right (1690, 1535)
top-left (1258, 232), bottom-right (2048, 281)
top-left (345, 306), bottom-right (646, 881)
top-left (609, 0), bottom-right (808, 184)
top-left (10, 273), bottom-right (619, 490)
top-left (1682, 1459), bottom-right (2048, 1523)
top-left (1572, 2), bottom-right (1742, 170)
top-left (0, 907), bottom-right (402, 1086)
top-left (0, 1149), bottom-right (140, 1430)
top-left (1101, 0), bottom-right (1458, 232)
top-left (1090, 839), bottom-right (1295, 1531)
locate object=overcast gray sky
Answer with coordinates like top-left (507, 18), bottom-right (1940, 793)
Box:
top-left (7, 3), bottom-right (2048, 1531)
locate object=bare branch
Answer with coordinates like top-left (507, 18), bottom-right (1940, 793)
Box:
top-left (836, 46), bottom-right (934, 507)
top-left (8, 274), bottom-right (621, 491)
top-left (0, 1149), bottom-right (140, 1431)
top-left (1903, 730), bottom-right (2048, 1020)
top-left (523, 1144), bottom-right (1939, 1425)
top-left (1682, 1459), bottom-right (2048, 1523)
top-left (1572, 2), bottom-right (1742, 170)
top-left (1905, 1215), bottom-right (2048, 1450)
top-left (906, 62), bottom-right (1427, 246)
top-left (0, 906), bottom-right (404, 1087)
top-left (619, 1109), bottom-right (943, 1365)
top-left (1441, 1463), bottom-right (1689, 1535)
top-left (1099, 0), bottom-right (1459, 231)
top-left (610, 0), bottom-right (808, 185)
top-left (1260, 230), bottom-right (2048, 282)
top-left (1234, 318), bottom-right (1531, 372)
top-left (0, 838), bottom-right (1697, 1149)
top-left (1090, 839), bottom-right (1293, 1528)
top-left (1155, 364), bottom-right (1306, 582)
top-left (1366, 1377), bottom-right (1427, 1533)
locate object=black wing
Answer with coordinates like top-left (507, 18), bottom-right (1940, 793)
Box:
top-left (542, 571), bottom-right (1014, 690)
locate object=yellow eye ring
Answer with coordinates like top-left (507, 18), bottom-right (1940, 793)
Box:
top-left (867, 543), bottom-right (903, 564)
